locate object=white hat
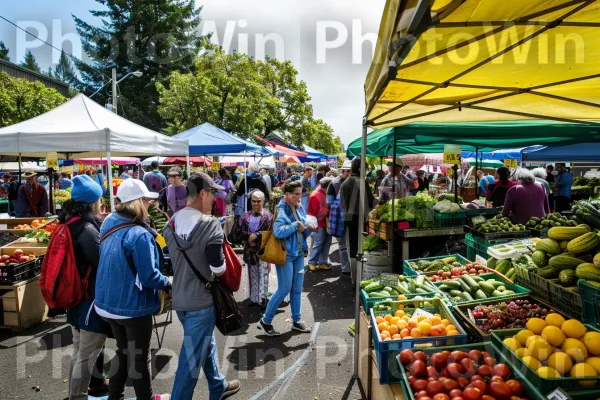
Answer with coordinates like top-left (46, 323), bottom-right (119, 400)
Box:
top-left (340, 160), bottom-right (352, 170)
top-left (117, 178), bottom-right (158, 203)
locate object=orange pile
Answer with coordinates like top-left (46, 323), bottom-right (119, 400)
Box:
top-left (375, 310), bottom-right (460, 341)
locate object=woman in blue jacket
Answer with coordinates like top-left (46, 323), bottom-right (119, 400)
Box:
top-left (259, 180), bottom-right (315, 337)
top-left (95, 179), bottom-right (170, 400)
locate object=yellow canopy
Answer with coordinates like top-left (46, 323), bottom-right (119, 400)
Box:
top-left (365, 0), bottom-right (600, 128)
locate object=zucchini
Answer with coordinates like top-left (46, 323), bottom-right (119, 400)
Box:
top-left (457, 277), bottom-right (471, 292)
top-left (471, 276), bottom-right (484, 282)
top-left (503, 290), bottom-right (515, 295)
top-left (364, 282), bottom-right (382, 293)
top-left (461, 275), bottom-right (480, 291)
top-left (443, 280), bottom-right (462, 290)
top-left (449, 290), bottom-right (464, 297)
top-left (492, 290), bottom-right (503, 297)
top-left (438, 284), bottom-right (450, 292)
top-left (474, 289), bottom-right (488, 299)
top-left (497, 285), bottom-right (506, 292)
top-left (490, 281), bottom-right (504, 288)
top-left (461, 292), bottom-right (474, 302)
top-left (479, 282), bottom-right (496, 295)
top-left (416, 288), bottom-right (428, 294)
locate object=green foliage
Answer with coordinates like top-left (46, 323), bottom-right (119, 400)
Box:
top-left (51, 50), bottom-right (78, 87)
top-left (73, 0), bottom-right (206, 131)
top-left (436, 193), bottom-right (463, 203)
top-left (363, 235), bottom-right (384, 252)
top-left (19, 50), bottom-right (40, 73)
top-left (0, 42), bottom-right (9, 62)
top-left (0, 72), bottom-right (66, 127)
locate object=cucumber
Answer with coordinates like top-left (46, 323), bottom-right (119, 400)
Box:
top-left (497, 286), bottom-right (506, 292)
top-left (461, 292), bottom-right (474, 302)
top-left (506, 268), bottom-right (516, 280)
top-left (474, 289), bottom-right (488, 299)
top-left (490, 281), bottom-right (504, 288)
top-left (479, 282), bottom-right (496, 295)
top-left (438, 284), bottom-right (450, 292)
top-left (416, 288), bottom-right (428, 294)
top-left (444, 280), bottom-right (462, 290)
top-left (471, 276), bottom-right (484, 282)
top-left (449, 290), bottom-right (463, 297)
top-left (457, 278), bottom-right (471, 292)
top-left (492, 290), bottom-right (503, 297)
top-left (503, 290), bottom-right (515, 295)
top-left (461, 275), bottom-right (480, 291)
top-left (380, 290), bottom-right (390, 296)
top-left (383, 286), bottom-right (393, 293)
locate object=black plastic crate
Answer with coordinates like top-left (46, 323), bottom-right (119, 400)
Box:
top-left (434, 211), bottom-right (466, 228)
top-left (0, 259), bottom-right (39, 284)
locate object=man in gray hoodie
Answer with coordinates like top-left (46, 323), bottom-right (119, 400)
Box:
top-left (163, 172), bottom-right (240, 400)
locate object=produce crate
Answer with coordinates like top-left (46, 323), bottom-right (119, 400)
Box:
top-left (402, 254), bottom-right (469, 276)
top-left (433, 273), bottom-right (530, 306)
top-left (360, 289), bottom-right (439, 312)
top-left (513, 264), bottom-right (551, 300)
top-left (466, 208), bottom-right (499, 217)
top-left (397, 342), bottom-right (546, 400)
top-left (469, 228), bottom-right (531, 241)
top-left (368, 218), bottom-right (393, 241)
top-left (452, 295), bottom-right (566, 342)
top-left (492, 325), bottom-right (600, 396)
top-left (579, 280), bottom-right (600, 326)
top-left (465, 233), bottom-right (510, 261)
top-left (529, 228), bottom-right (549, 238)
top-left (0, 257), bottom-right (42, 285)
top-left (547, 278), bottom-right (582, 320)
top-left (434, 210), bottom-right (466, 228)
top-left (370, 298), bottom-right (467, 384)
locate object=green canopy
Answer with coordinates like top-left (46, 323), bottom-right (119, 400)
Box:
top-left (347, 120), bottom-right (600, 158)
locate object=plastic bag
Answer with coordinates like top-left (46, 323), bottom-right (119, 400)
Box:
top-left (305, 215), bottom-right (318, 229)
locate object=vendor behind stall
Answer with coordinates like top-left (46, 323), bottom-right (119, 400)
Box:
top-left (18, 169), bottom-right (49, 217)
top-left (379, 159), bottom-right (413, 202)
top-left (502, 169), bottom-right (549, 224)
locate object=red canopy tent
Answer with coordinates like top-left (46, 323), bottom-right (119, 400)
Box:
top-left (163, 156), bottom-right (212, 167)
top-left (256, 136), bottom-right (308, 157)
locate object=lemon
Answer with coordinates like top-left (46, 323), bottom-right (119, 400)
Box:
top-left (537, 366), bottom-right (561, 378)
top-left (545, 313), bottom-right (566, 328)
top-left (569, 363), bottom-right (598, 386)
top-left (586, 357), bottom-right (600, 374)
top-left (528, 338), bottom-right (554, 362)
top-left (503, 337), bottom-right (521, 351)
top-left (515, 347), bottom-right (529, 358)
top-left (561, 319), bottom-right (587, 339)
top-left (562, 338), bottom-right (589, 363)
top-left (515, 329), bottom-right (535, 346)
top-left (547, 352), bottom-right (573, 375)
top-left (522, 356), bottom-right (542, 370)
top-left (527, 318), bottom-right (547, 335)
top-left (526, 334), bottom-right (542, 348)
top-left (542, 325), bottom-right (566, 347)
top-left (582, 331), bottom-right (600, 356)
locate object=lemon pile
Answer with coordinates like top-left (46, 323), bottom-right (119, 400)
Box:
top-left (502, 313), bottom-right (600, 386)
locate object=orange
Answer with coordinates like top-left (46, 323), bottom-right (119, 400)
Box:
top-left (392, 334), bottom-right (402, 340)
top-left (381, 330), bottom-right (390, 339)
top-left (441, 319), bottom-right (450, 327)
top-left (400, 328), bottom-right (410, 338)
top-left (390, 316), bottom-right (401, 325)
top-left (383, 337), bottom-right (391, 341)
top-left (401, 315), bottom-right (410, 322)
top-left (447, 330), bottom-right (460, 336)
top-left (446, 325), bottom-right (457, 332)
top-left (404, 336), bottom-right (413, 339)
top-left (384, 314), bottom-right (393, 322)
top-left (394, 310), bottom-right (405, 318)
top-left (375, 316), bottom-right (384, 324)
top-left (417, 321), bottom-right (432, 336)
top-left (411, 328), bottom-right (423, 338)
top-left (431, 324), bottom-right (447, 337)
top-left (388, 325), bottom-right (399, 336)
top-left (396, 321), bottom-right (407, 330)
top-left (408, 320), bottom-right (418, 330)
top-left (430, 316), bottom-right (442, 326)
top-left (417, 315), bottom-right (427, 322)
top-left (397, 295), bottom-right (407, 301)
top-left (377, 322), bottom-right (388, 332)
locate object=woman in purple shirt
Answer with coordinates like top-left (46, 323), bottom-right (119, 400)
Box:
top-left (158, 167), bottom-right (187, 216)
top-left (502, 169), bottom-right (550, 224)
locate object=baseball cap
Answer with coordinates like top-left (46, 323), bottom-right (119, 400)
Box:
top-left (117, 178), bottom-right (159, 203)
top-left (168, 167), bottom-right (182, 177)
top-left (186, 172), bottom-right (225, 197)
top-left (340, 160), bottom-right (352, 170)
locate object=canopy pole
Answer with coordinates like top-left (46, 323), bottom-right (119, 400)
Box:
top-left (186, 154), bottom-right (190, 178)
top-left (244, 152), bottom-right (248, 214)
top-left (107, 151), bottom-right (115, 212)
top-left (475, 147), bottom-right (479, 198)
top-left (354, 119), bottom-right (367, 379)
top-left (453, 165), bottom-right (459, 204)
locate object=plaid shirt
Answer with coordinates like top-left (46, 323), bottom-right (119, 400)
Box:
top-left (301, 176), bottom-right (312, 195)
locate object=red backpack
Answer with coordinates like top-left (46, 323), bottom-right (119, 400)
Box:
top-left (39, 217), bottom-right (92, 309)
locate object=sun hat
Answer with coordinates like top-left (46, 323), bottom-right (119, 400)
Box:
top-left (117, 178), bottom-right (158, 203)
top-left (340, 160), bottom-right (352, 170)
top-left (22, 169), bottom-right (37, 178)
top-left (71, 175), bottom-right (103, 204)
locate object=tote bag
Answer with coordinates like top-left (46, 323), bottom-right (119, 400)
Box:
top-left (257, 209), bottom-right (286, 265)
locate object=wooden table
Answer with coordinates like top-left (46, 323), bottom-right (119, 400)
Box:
top-left (0, 276), bottom-right (48, 332)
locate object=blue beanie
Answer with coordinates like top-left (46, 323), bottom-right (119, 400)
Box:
top-left (71, 174), bottom-right (103, 204)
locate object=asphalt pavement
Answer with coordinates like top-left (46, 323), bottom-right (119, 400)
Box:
top-left (0, 241), bottom-right (365, 400)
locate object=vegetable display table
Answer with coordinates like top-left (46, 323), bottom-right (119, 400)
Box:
top-left (0, 276), bottom-right (47, 332)
top-left (396, 227), bottom-right (465, 259)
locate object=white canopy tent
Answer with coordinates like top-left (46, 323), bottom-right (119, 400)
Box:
top-left (0, 94), bottom-right (189, 209)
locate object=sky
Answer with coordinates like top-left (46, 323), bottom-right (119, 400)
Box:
top-left (0, 0), bottom-right (387, 147)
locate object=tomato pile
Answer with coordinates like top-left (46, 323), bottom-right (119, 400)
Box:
top-left (428, 262), bottom-right (488, 283)
top-left (399, 348), bottom-right (529, 400)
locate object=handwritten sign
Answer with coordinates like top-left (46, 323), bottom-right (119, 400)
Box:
top-left (504, 159), bottom-right (518, 168)
top-left (443, 145), bottom-right (462, 165)
top-left (211, 161), bottom-right (221, 170)
top-left (46, 152), bottom-right (58, 169)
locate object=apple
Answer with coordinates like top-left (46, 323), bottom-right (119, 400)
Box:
top-left (12, 249), bottom-right (24, 257)
top-left (19, 256), bottom-right (30, 263)
top-left (0, 255), bottom-right (10, 262)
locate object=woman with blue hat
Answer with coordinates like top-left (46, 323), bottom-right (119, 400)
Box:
top-left (60, 174), bottom-right (111, 399)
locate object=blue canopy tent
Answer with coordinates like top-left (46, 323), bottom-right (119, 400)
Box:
top-left (172, 122), bottom-right (270, 155)
top-left (298, 144), bottom-right (336, 163)
top-left (462, 145), bottom-right (545, 161)
top-left (522, 143), bottom-right (600, 162)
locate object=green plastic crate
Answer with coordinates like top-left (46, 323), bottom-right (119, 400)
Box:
top-left (434, 210), bottom-right (466, 228)
top-left (547, 278), bottom-right (582, 320)
top-left (403, 254), bottom-right (469, 276)
top-left (492, 325), bottom-right (600, 396)
top-left (465, 233), bottom-right (510, 261)
top-left (579, 280), bottom-right (600, 326)
top-left (360, 289), bottom-right (439, 312)
top-left (398, 342), bottom-right (546, 400)
top-left (433, 273), bottom-right (531, 305)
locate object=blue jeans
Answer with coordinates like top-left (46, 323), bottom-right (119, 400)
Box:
top-left (172, 306), bottom-right (227, 400)
top-left (308, 227), bottom-right (332, 265)
top-left (264, 254), bottom-right (305, 324)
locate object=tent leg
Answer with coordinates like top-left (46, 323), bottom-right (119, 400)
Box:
top-left (475, 147), bottom-right (479, 198)
top-left (186, 154), bottom-right (190, 178)
top-left (244, 153), bottom-right (248, 214)
top-left (107, 152), bottom-right (115, 212)
top-left (354, 120), bottom-right (368, 379)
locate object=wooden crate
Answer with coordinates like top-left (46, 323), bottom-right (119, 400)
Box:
top-left (358, 308), bottom-right (373, 397)
top-left (0, 247), bottom-right (46, 257)
top-left (371, 350), bottom-right (405, 400)
top-left (368, 219), bottom-right (393, 241)
top-left (2, 240), bottom-right (48, 250)
top-left (0, 277), bottom-right (48, 331)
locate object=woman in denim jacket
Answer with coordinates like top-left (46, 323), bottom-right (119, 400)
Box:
top-left (259, 180), bottom-right (315, 337)
top-left (94, 179), bottom-right (170, 400)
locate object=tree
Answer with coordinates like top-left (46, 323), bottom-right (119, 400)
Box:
top-left (0, 42), bottom-right (9, 61)
top-left (0, 72), bottom-right (66, 127)
top-left (20, 51), bottom-right (41, 73)
top-left (73, 0), bottom-right (207, 131)
top-left (52, 50), bottom-right (78, 86)
top-left (288, 118), bottom-right (342, 155)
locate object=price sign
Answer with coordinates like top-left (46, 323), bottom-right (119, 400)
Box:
top-left (443, 144), bottom-right (462, 165)
top-left (211, 161), bottom-right (221, 171)
top-left (46, 152), bottom-right (58, 169)
top-left (504, 159), bottom-right (518, 168)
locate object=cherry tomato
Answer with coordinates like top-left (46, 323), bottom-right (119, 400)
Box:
top-left (469, 375), bottom-right (483, 383)
top-left (416, 390), bottom-right (429, 398)
top-left (433, 394), bottom-right (450, 400)
top-left (411, 360), bottom-right (428, 378)
top-left (483, 357), bottom-right (495, 367)
top-left (489, 376), bottom-right (505, 383)
top-left (412, 379), bottom-right (429, 392)
top-left (450, 351), bottom-right (468, 364)
top-left (456, 377), bottom-right (470, 389)
top-left (468, 380), bottom-right (487, 395)
top-left (415, 351), bottom-right (428, 361)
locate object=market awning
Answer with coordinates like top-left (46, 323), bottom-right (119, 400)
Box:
top-left (365, 0), bottom-right (600, 129)
top-left (73, 157), bottom-right (140, 166)
top-left (173, 123), bottom-right (268, 155)
top-left (256, 136), bottom-right (309, 157)
top-left (163, 156), bottom-right (212, 167)
top-left (462, 145), bottom-right (546, 160)
top-left (523, 142), bottom-right (600, 161)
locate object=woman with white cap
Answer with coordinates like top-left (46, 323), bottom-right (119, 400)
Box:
top-left (95, 178), bottom-right (170, 400)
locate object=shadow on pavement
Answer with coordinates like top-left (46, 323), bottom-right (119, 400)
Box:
top-left (303, 266), bottom-right (355, 323)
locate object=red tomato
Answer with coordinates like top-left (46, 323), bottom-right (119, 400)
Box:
top-left (431, 352), bottom-right (449, 370)
top-left (449, 389), bottom-right (463, 398)
top-left (489, 381), bottom-right (513, 400)
top-left (505, 380), bottom-right (523, 397)
top-left (428, 366), bottom-right (441, 379)
top-left (450, 351), bottom-right (468, 364)
top-left (477, 365), bottom-right (492, 377)
top-left (412, 360), bottom-right (428, 378)
top-left (441, 367), bottom-right (450, 379)
top-left (462, 387), bottom-right (483, 400)
top-left (451, 398), bottom-right (464, 400)
top-left (483, 357), bottom-right (495, 367)
top-left (427, 380), bottom-right (445, 397)
top-left (447, 363), bottom-right (465, 379)
top-left (408, 375), bottom-right (418, 385)
top-left (468, 350), bottom-right (483, 363)
top-left (416, 390), bottom-right (429, 398)
top-left (469, 375), bottom-right (483, 383)
top-left (443, 379), bottom-right (459, 393)
top-left (482, 395), bottom-right (495, 400)
top-left (489, 376), bottom-right (505, 383)
top-left (460, 358), bottom-right (473, 372)
top-left (433, 394), bottom-right (450, 400)
top-left (427, 377), bottom-right (436, 382)
top-left (468, 380), bottom-right (487, 395)
top-left (412, 379), bottom-right (429, 392)
top-left (415, 351), bottom-right (428, 361)
top-left (456, 377), bottom-right (470, 389)
top-left (400, 349), bottom-right (415, 365)
top-left (491, 364), bottom-right (511, 380)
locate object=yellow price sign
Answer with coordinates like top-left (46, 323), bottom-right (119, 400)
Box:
top-left (211, 161), bottom-right (221, 171)
top-left (443, 144), bottom-right (462, 165)
top-left (46, 152), bottom-right (58, 169)
top-left (504, 159), bottom-right (518, 168)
